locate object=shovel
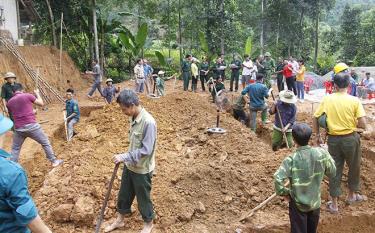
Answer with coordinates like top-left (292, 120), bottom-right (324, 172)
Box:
top-left (94, 163), bottom-right (120, 233)
top-left (239, 180), bottom-right (290, 222)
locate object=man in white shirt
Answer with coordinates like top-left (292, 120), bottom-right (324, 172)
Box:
top-left (241, 54), bottom-right (254, 89)
top-left (289, 56), bottom-right (299, 77)
top-left (134, 58), bottom-right (145, 93)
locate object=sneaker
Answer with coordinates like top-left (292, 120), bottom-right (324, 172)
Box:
top-left (52, 159), bottom-right (63, 167)
top-left (104, 218), bottom-right (125, 233)
top-left (140, 222), bottom-right (154, 233)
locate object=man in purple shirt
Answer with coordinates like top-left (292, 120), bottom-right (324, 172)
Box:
top-left (6, 85), bottom-right (63, 167)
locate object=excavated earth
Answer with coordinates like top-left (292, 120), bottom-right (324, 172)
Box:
top-left (25, 89), bottom-right (375, 233)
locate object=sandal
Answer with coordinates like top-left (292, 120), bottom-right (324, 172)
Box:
top-left (345, 194), bottom-right (366, 205)
top-left (326, 201), bottom-right (338, 214)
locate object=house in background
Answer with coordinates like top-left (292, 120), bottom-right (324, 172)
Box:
top-left (0, 0), bottom-right (39, 42)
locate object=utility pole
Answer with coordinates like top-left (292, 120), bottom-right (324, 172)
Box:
top-left (92, 0), bottom-right (99, 63)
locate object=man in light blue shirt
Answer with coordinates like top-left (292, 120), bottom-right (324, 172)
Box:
top-left (241, 73), bottom-right (271, 131)
top-left (0, 114), bottom-right (52, 233)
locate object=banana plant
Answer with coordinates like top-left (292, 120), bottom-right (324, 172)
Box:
top-left (244, 36), bottom-right (252, 55)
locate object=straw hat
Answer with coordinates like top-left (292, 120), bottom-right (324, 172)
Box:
top-left (158, 70), bottom-right (165, 75)
top-left (4, 72), bottom-right (16, 79)
top-left (279, 90), bottom-right (297, 104)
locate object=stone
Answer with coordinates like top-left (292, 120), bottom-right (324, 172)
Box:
top-left (177, 210), bottom-right (194, 222)
top-left (51, 204), bottom-right (74, 222)
top-left (224, 195), bottom-right (233, 204)
top-left (70, 196), bottom-right (95, 226)
top-left (195, 201), bottom-right (206, 214)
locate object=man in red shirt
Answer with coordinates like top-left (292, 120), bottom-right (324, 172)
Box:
top-left (283, 59), bottom-right (297, 95)
top-left (6, 85), bottom-right (63, 167)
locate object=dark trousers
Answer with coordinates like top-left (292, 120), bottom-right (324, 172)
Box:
top-left (289, 200), bottom-right (320, 233)
top-left (286, 77), bottom-right (297, 95)
top-left (233, 109), bottom-right (248, 124)
top-left (117, 168), bottom-right (154, 223)
top-left (200, 74), bottom-right (208, 91)
top-left (277, 75), bottom-right (284, 92)
top-left (327, 133), bottom-right (361, 197)
top-left (230, 71), bottom-right (240, 91)
top-left (182, 71), bottom-right (190, 91)
top-left (191, 76), bottom-right (198, 91)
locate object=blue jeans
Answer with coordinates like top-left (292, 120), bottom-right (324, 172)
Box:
top-left (296, 81), bottom-right (304, 99)
top-left (88, 81), bottom-right (103, 97)
top-left (249, 104), bottom-right (268, 131)
top-left (67, 118), bottom-right (78, 141)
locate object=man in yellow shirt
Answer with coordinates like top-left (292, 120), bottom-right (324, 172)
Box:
top-left (313, 72), bottom-right (367, 214)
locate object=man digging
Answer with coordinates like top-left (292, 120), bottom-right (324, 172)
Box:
top-left (6, 85), bottom-right (63, 167)
top-left (105, 89), bottom-right (156, 233)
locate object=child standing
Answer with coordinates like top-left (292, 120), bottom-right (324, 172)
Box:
top-left (269, 90), bottom-right (297, 151)
top-left (274, 123), bottom-right (336, 233)
top-left (65, 89), bottom-right (80, 141)
top-left (103, 78), bottom-right (120, 104)
top-left (296, 60), bottom-right (306, 102)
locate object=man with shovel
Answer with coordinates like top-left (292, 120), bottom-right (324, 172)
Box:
top-left (274, 123), bottom-right (336, 233)
top-left (269, 90), bottom-right (297, 151)
top-left (105, 89), bottom-right (156, 233)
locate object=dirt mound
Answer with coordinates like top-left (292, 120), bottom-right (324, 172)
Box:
top-left (0, 45), bottom-right (88, 93)
top-left (32, 91), bottom-right (375, 232)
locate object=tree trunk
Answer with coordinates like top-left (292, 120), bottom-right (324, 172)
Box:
top-left (100, 17), bottom-right (105, 76)
top-left (220, 0), bottom-right (225, 55)
top-left (313, 6), bottom-right (319, 70)
top-left (92, 0), bottom-right (100, 63)
top-left (205, 0), bottom-right (213, 57)
top-left (178, 0), bottom-right (182, 64)
top-left (260, 0), bottom-right (264, 54)
top-left (276, 12), bottom-right (280, 48)
top-left (167, 0), bottom-right (171, 58)
top-left (45, 0), bottom-right (57, 47)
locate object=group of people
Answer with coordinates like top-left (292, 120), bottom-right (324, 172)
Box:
top-left (231, 61), bottom-right (368, 233)
top-left (0, 51), bottom-right (371, 233)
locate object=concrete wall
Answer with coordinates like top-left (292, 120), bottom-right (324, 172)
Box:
top-left (0, 0), bottom-right (18, 41)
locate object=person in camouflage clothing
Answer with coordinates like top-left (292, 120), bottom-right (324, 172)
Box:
top-left (260, 52), bottom-right (275, 89)
top-left (274, 123), bottom-right (336, 233)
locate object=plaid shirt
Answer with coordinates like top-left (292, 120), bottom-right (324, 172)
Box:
top-left (134, 64), bottom-right (145, 79)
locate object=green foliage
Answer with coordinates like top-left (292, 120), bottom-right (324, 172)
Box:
top-left (155, 51), bottom-right (167, 67)
top-left (244, 36), bottom-right (252, 56)
top-left (317, 55), bottom-right (336, 75)
top-left (198, 31), bottom-right (209, 53)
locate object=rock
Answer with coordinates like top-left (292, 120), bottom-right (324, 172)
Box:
top-left (195, 201), bottom-right (206, 214)
top-left (51, 204), bottom-right (74, 222)
top-left (70, 196), bottom-right (95, 226)
top-left (224, 195), bottom-right (233, 204)
top-left (198, 135), bottom-right (208, 143)
top-left (178, 210), bottom-right (194, 222)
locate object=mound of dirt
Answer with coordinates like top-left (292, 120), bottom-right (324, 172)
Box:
top-left (0, 45), bottom-right (88, 93)
top-left (32, 91), bottom-right (375, 233)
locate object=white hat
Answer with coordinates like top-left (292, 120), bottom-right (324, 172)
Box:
top-left (158, 70), bottom-right (165, 75)
top-left (105, 78), bottom-right (113, 83)
top-left (4, 72), bottom-right (16, 79)
top-left (279, 90), bottom-right (297, 104)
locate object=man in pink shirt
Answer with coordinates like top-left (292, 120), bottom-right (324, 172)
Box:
top-left (6, 85), bottom-right (63, 167)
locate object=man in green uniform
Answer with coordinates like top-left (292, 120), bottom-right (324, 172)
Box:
top-left (199, 57), bottom-right (210, 91)
top-left (260, 52), bottom-right (275, 89)
top-left (105, 90), bottom-right (157, 233)
top-left (1, 72), bottom-right (23, 116)
top-left (229, 54), bottom-right (242, 92)
top-left (232, 94), bottom-right (249, 126)
top-left (211, 76), bottom-right (225, 103)
top-left (274, 123), bottom-right (336, 233)
top-left (214, 55), bottom-right (226, 80)
top-left (181, 54), bottom-right (192, 91)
